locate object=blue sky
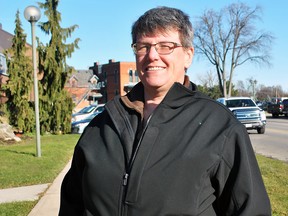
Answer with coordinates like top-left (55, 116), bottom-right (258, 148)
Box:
top-left (1, 0), bottom-right (287, 91)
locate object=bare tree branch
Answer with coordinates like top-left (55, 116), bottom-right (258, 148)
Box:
top-left (194, 2), bottom-right (274, 97)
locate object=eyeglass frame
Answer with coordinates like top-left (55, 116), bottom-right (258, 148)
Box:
top-left (131, 41), bottom-right (183, 55)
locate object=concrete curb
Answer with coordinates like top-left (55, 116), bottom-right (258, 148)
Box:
top-left (28, 160), bottom-right (71, 216)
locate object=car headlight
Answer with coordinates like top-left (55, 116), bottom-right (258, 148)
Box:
top-left (232, 110), bottom-right (237, 116)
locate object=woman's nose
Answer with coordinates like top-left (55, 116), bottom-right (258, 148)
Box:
top-left (146, 45), bottom-right (159, 60)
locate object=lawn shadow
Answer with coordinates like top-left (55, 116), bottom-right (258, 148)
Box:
top-left (0, 149), bottom-right (35, 157)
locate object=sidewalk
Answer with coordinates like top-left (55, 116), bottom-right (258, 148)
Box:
top-left (0, 184), bottom-right (49, 204)
top-left (0, 160), bottom-right (71, 216)
top-left (28, 160), bottom-right (71, 216)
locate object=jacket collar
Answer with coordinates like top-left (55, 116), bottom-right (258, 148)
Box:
top-left (121, 75), bottom-right (197, 118)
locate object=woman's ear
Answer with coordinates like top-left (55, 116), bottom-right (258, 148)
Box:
top-left (184, 46), bottom-right (194, 70)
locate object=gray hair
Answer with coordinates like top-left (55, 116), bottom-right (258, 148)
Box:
top-left (131, 6), bottom-right (194, 47)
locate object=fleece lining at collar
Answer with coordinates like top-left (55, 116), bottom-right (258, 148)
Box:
top-left (120, 75), bottom-right (194, 119)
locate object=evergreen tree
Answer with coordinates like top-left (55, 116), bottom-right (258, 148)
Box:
top-left (197, 81), bottom-right (238, 100)
top-left (4, 10), bottom-right (35, 132)
top-left (38, 0), bottom-right (79, 134)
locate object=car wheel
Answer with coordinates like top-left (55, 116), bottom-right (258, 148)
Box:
top-left (257, 126), bottom-right (265, 134)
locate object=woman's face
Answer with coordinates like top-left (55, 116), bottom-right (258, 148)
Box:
top-left (135, 30), bottom-right (194, 94)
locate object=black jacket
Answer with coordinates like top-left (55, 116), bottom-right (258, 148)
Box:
top-left (59, 80), bottom-right (271, 216)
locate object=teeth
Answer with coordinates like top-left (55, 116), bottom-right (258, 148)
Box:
top-left (147, 67), bottom-right (164, 71)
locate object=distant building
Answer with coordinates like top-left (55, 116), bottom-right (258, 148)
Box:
top-left (65, 69), bottom-right (103, 112)
top-left (89, 59), bottom-right (138, 103)
top-left (65, 59), bottom-right (138, 112)
top-left (0, 23), bottom-right (33, 104)
top-left (1, 23), bottom-right (139, 111)
top-left (0, 24), bottom-right (12, 104)
top-left (0, 53), bottom-right (8, 103)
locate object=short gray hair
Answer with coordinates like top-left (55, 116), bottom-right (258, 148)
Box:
top-left (131, 6), bottom-right (194, 47)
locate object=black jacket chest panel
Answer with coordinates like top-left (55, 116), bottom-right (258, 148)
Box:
top-left (63, 82), bottom-right (271, 216)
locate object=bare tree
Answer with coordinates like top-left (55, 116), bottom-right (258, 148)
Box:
top-left (257, 85), bottom-right (274, 101)
top-left (236, 80), bottom-right (250, 97)
top-left (247, 77), bottom-right (257, 100)
top-left (193, 2), bottom-right (274, 97)
top-left (197, 70), bottom-right (217, 88)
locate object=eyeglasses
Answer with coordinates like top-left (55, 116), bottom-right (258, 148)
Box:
top-left (131, 42), bottom-right (183, 55)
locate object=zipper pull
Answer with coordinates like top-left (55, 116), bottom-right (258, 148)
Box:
top-left (123, 173), bottom-right (129, 186)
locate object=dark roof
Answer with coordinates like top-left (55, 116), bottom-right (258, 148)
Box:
top-left (68, 70), bottom-right (95, 87)
top-left (0, 27), bottom-right (13, 53)
top-left (0, 25), bottom-right (31, 54)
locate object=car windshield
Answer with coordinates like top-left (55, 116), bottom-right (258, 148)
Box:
top-left (226, 99), bottom-right (256, 108)
top-left (78, 105), bottom-right (95, 114)
top-left (94, 106), bottom-right (104, 113)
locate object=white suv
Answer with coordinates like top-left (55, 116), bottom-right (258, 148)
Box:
top-left (217, 97), bottom-right (266, 134)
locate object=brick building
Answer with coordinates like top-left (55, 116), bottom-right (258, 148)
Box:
top-left (0, 24), bottom-right (13, 104)
top-left (0, 23), bottom-right (33, 104)
top-left (89, 59), bottom-right (138, 103)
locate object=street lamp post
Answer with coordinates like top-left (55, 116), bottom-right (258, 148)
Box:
top-left (24, 6), bottom-right (41, 157)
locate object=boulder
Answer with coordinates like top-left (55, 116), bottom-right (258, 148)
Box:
top-left (0, 123), bottom-right (21, 142)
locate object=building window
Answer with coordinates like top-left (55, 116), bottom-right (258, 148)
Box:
top-left (71, 79), bottom-right (77, 87)
top-left (129, 69), bottom-right (133, 82)
top-left (114, 70), bottom-right (118, 83)
top-left (0, 53), bottom-right (7, 75)
top-left (134, 70), bottom-right (139, 82)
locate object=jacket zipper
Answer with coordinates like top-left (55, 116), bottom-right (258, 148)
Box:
top-left (123, 173), bottom-right (129, 186)
top-left (120, 115), bottom-right (152, 215)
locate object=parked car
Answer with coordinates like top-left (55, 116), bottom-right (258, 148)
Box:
top-left (217, 97), bottom-right (266, 134)
top-left (261, 101), bottom-right (271, 111)
top-left (255, 101), bottom-right (264, 110)
top-left (267, 102), bottom-right (284, 117)
top-left (72, 103), bottom-right (105, 123)
top-left (282, 99), bottom-right (288, 117)
top-left (71, 112), bottom-right (100, 134)
top-left (267, 97), bottom-right (288, 117)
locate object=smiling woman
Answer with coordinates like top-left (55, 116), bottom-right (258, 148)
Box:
top-left (59, 6), bottom-right (271, 216)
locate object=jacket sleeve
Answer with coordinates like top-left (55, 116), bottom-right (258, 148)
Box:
top-left (59, 145), bottom-right (85, 216)
top-left (214, 123), bottom-right (271, 215)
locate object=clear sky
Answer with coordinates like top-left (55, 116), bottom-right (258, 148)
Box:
top-left (1, 0), bottom-right (287, 91)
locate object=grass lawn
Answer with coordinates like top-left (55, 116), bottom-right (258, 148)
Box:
top-left (0, 134), bottom-right (80, 188)
top-left (257, 155), bottom-right (288, 216)
top-left (0, 134), bottom-right (287, 215)
top-left (0, 134), bottom-right (80, 216)
top-left (0, 201), bottom-right (38, 216)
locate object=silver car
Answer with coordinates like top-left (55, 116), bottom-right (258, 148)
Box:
top-left (71, 111), bottom-right (101, 134)
top-left (71, 104), bottom-right (105, 123)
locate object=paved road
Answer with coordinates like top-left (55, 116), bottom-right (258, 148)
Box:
top-left (249, 114), bottom-right (288, 162)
